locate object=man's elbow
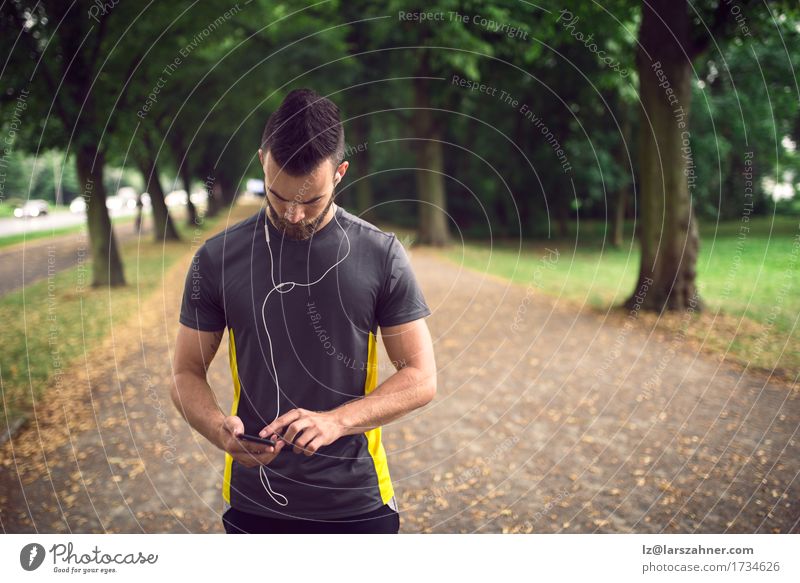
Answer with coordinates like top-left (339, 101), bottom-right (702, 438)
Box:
top-left (170, 375), bottom-right (183, 413)
top-left (421, 381), bottom-right (437, 406)
top-left (415, 368), bottom-right (437, 407)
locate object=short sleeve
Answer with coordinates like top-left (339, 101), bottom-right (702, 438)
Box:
top-left (376, 235), bottom-right (432, 327)
top-left (179, 244), bottom-right (227, 331)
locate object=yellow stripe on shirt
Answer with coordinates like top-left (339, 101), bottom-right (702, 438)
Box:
top-left (364, 330), bottom-right (395, 504)
top-left (223, 327), bottom-right (241, 504)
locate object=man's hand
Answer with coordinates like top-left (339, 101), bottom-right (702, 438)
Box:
top-left (218, 415), bottom-right (286, 468)
top-left (260, 408), bottom-right (343, 457)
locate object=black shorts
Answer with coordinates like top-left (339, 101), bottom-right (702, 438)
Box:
top-left (222, 503), bottom-right (400, 534)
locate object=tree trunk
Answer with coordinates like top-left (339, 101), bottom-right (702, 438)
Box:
top-left (612, 112), bottom-right (632, 248)
top-left (413, 57), bottom-right (449, 247)
top-left (220, 173), bottom-right (238, 207)
top-left (413, 134), bottom-right (449, 246)
top-left (612, 181), bottom-right (628, 248)
top-left (138, 154), bottom-right (181, 243)
top-left (625, 0), bottom-right (703, 313)
top-left (349, 113), bottom-right (376, 223)
top-left (181, 163), bottom-right (198, 226)
top-left (551, 115), bottom-right (572, 239)
top-left (556, 198), bottom-right (570, 238)
top-left (76, 147), bottom-right (126, 287)
top-left (135, 195), bottom-right (143, 234)
top-left (205, 177), bottom-right (222, 219)
top-left (168, 132), bottom-right (198, 227)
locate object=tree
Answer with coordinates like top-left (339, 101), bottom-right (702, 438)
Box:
top-left (0, 1), bottom-right (143, 285)
top-left (625, 0), bottom-right (706, 311)
top-left (377, 0), bottom-right (508, 246)
top-left (136, 126), bottom-right (180, 242)
top-left (624, 0), bottom-right (796, 311)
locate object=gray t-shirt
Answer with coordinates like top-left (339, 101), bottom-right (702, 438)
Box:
top-left (179, 204), bottom-right (431, 520)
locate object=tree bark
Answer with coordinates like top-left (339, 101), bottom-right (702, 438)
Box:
top-left (556, 197), bottom-right (570, 239)
top-left (76, 147), bottom-right (126, 287)
top-left (205, 176), bottom-right (222, 219)
top-left (413, 133), bottom-right (449, 246)
top-left (349, 113), bottom-right (376, 223)
top-left (413, 55), bottom-right (449, 247)
top-left (138, 129), bottom-right (180, 242)
top-left (181, 163), bottom-right (198, 226)
top-left (625, 0), bottom-right (703, 313)
top-left (137, 154), bottom-right (180, 243)
top-left (167, 131), bottom-right (198, 227)
top-left (612, 111), bottom-right (632, 248)
top-left (217, 173), bottom-right (238, 208)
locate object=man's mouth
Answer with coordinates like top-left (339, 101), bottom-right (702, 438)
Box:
top-left (274, 215), bottom-right (317, 240)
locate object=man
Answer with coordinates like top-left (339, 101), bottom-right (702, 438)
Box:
top-left (171, 88), bottom-right (436, 534)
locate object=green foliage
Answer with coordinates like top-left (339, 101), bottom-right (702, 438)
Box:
top-left (690, 19), bottom-right (800, 220)
top-left (1, 1), bottom-right (798, 231)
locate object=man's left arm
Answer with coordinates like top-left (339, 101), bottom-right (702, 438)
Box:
top-left (260, 317), bottom-right (436, 455)
top-left (335, 317), bottom-right (437, 433)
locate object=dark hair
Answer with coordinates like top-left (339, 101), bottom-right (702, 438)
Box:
top-left (260, 89), bottom-right (345, 176)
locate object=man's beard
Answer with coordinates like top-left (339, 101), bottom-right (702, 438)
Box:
top-left (265, 192), bottom-right (335, 241)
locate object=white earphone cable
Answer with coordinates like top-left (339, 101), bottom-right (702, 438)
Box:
top-left (257, 202), bottom-right (351, 507)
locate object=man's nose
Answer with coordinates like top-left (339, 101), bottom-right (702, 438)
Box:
top-left (284, 204), bottom-right (305, 223)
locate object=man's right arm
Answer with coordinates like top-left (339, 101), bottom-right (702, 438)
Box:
top-left (171, 324), bottom-right (228, 449)
top-left (171, 324), bottom-right (285, 466)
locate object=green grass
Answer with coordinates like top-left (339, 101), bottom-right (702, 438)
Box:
top-left (0, 210), bottom-right (230, 430)
top-left (441, 215), bottom-right (800, 374)
top-left (0, 203), bottom-right (18, 218)
top-left (0, 212), bottom-right (144, 249)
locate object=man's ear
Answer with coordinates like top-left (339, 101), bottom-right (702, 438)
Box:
top-left (258, 148), bottom-right (264, 166)
top-left (335, 160), bottom-right (349, 183)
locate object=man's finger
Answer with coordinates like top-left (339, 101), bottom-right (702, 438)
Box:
top-left (254, 439), bottom-right (285, 463)
top-left (224, 416), bottom-right (244, 437)
top-left (284, 418), bottom-right (312, 445)
top-left (260, 409), bottom-right (302, 438)
top-left (231, 436), bottom-right (273, 455)
top-left (293, 428), bottom-right (318, 454)
top-left (303, 437), bottom-right (323, 457)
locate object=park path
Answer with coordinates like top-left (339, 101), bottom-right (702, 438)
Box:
top-left (0, 216), bottom-right (150, 298)
top-left (0, 209), bottom-right (196, 298)
top-left (1, 209), bottom-right (798, 533)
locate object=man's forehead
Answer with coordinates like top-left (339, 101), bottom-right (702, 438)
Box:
top-left (264, 151), bottom-right (334, 181)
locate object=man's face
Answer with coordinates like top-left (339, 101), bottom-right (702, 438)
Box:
top-left (260, 150), bottom-right (342, 241)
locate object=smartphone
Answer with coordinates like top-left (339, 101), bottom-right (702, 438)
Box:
top-left (237, 433), bottom-right (277, 447)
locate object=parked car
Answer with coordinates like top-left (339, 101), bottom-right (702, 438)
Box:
top-left (189, 190), bottom-right (208, 204)
top-left (117, 186), bottom-right (139, 209)
top-left (14, 199), bottom-right (49, 218)
top-left (71, 188), bottom-right (146, 213)
top-left (165, 190), bottom-right (188, 207)
top-left (69, 197), bottom-right (87, 213)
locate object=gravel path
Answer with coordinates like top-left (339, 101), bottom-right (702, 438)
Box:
top-left (0, 210), bottom-right (195, 298)
top-left (1, 220), bottom-right (797, 533)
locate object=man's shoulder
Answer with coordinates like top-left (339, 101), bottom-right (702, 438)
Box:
top-left (201, 208), bottom-right (263, 255)
top-left (338, 206), bottom-right (396, 248)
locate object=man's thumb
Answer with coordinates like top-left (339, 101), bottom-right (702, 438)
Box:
top-left (225, 416), bottom-right (244, 436)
